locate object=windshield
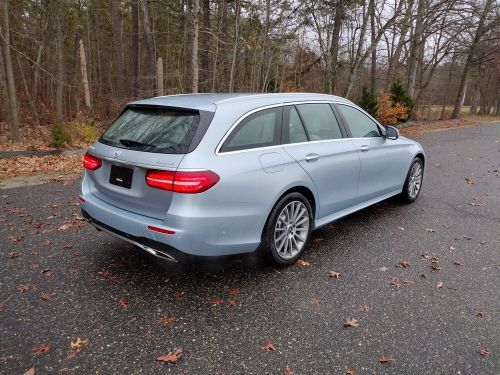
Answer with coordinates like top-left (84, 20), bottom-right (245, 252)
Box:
top-left (99, 107), bottom-right (201, 154)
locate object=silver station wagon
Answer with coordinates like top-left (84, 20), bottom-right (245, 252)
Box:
top-left (80, 93), bottom-right (425, 266)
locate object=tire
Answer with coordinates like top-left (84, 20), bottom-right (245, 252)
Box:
top-left (400, 157), bottom-right (424, 203)
top-left (260, 192), bottom-right (313, 266)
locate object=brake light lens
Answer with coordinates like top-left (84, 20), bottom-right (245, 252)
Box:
top-left (83, 153), bottom-right (102, 171)
top-left (146, 170), bottom-right (219, 194)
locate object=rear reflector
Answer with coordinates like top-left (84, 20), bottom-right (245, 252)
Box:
top-left (148, 225), bottom-right (175, 235)
top-left (145, 170), bottom-right (219, 194)
top-left (83, 153), bottom-right (102, 171)
top-left (79, 197), bottom-right (86, 203)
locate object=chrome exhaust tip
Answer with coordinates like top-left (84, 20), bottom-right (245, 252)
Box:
top-left (88, 220), bottom-right (178, 262)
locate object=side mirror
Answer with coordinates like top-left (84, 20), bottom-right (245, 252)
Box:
top-left (386, 126), bottom-right (399, 140)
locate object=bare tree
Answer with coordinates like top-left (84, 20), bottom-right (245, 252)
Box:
top-left (0, 0), bottom-right (19, 140)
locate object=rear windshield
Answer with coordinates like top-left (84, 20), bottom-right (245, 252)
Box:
top-left (99, 107), bottom-right (201, 154)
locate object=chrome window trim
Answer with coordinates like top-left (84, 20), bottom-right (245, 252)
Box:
top-left (215, 100), bottom-right (385, 156)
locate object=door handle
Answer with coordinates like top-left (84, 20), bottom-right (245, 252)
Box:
top-left (305, 153), bottom-right (320, 162)
top-left (360, 145), bottom-right (370, 152)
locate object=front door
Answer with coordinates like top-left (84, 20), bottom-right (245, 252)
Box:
top-left (282, 103), bottom-right (361, 220)
top-left (336, 104), bottom-right (408, 201)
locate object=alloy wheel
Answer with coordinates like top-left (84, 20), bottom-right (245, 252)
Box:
top-left (273, 200), bottom-right (310, 260)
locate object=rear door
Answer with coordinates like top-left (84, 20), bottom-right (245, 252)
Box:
top-left (282, 103), bottom-right (361, 220)
top-left (336, 103), bottom-right (408, 201)
top-left (85, 106), bottom-right (209, 219)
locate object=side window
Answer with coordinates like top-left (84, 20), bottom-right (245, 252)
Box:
top-left (221, 107), bottom-right (282, 152)
top-left (338, 104), bottom-right (381, 138)
top-left (283, 106), bottom-right (308, 144)
top-left (296, 104), bottom-right (343, 141)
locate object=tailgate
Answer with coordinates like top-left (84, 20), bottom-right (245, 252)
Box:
top-left (86, 142), bottom-right (184, 219)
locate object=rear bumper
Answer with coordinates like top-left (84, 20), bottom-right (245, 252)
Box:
top-left (81, 209), bottom-right (183, 262)
top-left (79, 178), bottom-right (264, 257)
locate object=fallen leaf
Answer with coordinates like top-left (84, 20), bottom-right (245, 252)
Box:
top-left (327, 270), bottom-right (340, 278)
top-left (8, 236), bottom-right (23, 243)
top-left (480, 266), bottom-right (488, 271)
top-left (228, 287), bottom-right (240, 295)
top-left (378, 266), bottom-right (388, 272)
top-left (70, 338), bottom-right (88, 349)
top-left (397, 226), bottom-right (405, 231)
top-left (40, 293), bottom-right (50, 301)
top-left (23, 368), bottom-right (35, 375)
top-left (57, 224), bottom-right (71, 232)
top-left (425, 228), bottom-right (436, 233)
top-left (295, 259), bottom-right (310, 267)
top-left (469, 202), bottom-right (484, 206)
top-left (378, 355), bottom-right (394, 364)
top-left (464, 177), bottom-right (475, 184)
top-left (284, 367), bottom-right (295, 375)
top-left (402, 279), bottom-right (414, 285)
top-left (65, 348), bottom-right (81, 359)
top-left (431, 259), bottom-right (441, 271)
top-left (157, 348), bottom-right (183, 363)
top-left (211, 298), bottom-right (223, 306)
top-left (228, 299), bottom-right (237, 306)
top-left (449, 246), bottom-right (456, 251)
top-left (41, 269), bottom-right (52, 277)
top-left (396, 260), bottom-right (410, 269)
top-left (261, 342), bottom-right (276, 351)
top-left (421, 251), bottom-right (431, 260)
top-left (157, 316), bottom-right (177, 325)
top-left (175, 292), bottom-right (186, 299)
top-left (453, 261), bottom-right (462, 266)
top-left (311, 298), bottom-right (321, 305)
top-left (475, 310), bottom-right (488, 318)
top-left (463, 235), bottom-right (472, 240)
top-left (18, 284), bottom-right (36, 293)
top-left (98, 269), bottom-right (110, 278)
top-left (390, 281), bottom-right (402, 289)
top-left (346, 370), bottom-right (357, 375)
top-left (357, 304), bottom-right (369, 312)
top-left (8, 251), bottom-right (19, 258)
top-left (476, 347), bottom-right (490, 357)
top-left (33, 345), bottom-right (49, 354)
top-left (344, 317), bottom-right (359, 328)
top-left (436, 282), bottom-right (443, 288)
top-left (118, 298), bottom-right (129, 308)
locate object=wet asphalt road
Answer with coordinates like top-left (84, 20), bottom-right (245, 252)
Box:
top-left (1, 122), bottom-right (499, 375)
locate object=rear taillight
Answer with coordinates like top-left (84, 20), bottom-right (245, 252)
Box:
top-left (145, 170), bottom-right (219, 194)
top-left (83, 153), bottom-right (102, 171)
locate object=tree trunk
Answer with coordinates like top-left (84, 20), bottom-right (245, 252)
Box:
top-left (16, 55), bottom-right (41, 134)
top-left (156, 57), bottom-right (164, 95)
top-left (55, 8), bottom-right (64, 123)
top-left (140, 0), bottom-right (156, 96)
top-left (0, 42), bottom-right (8, 120)
top-left (79, 39), bottom-right (91, 110)
top-left (131, 0), bottom-right (139, 98)
top-left (369, 0), bottom-right (376, 94)
top-left (1, 0), bottom-right (19, 140)
top-left (452, 0), bottom-right (493, 119)
top-left (385, 0), bottom-right (414, 90)
top-left (228, 0), bottom-right (240, 93)
top-left (191, 0), bottom-right (200, 93)
top-left (201, 0), bottom-right (210, 91)
top-left (407, 0), bottom-right (425, 98)
top-left (329, 1), bottom-right (345, 94)
top-left (111, 0), bottom-right (125, 98)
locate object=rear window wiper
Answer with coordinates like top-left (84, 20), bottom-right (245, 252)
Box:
top-left (119, 139), bottom-right (156, 148)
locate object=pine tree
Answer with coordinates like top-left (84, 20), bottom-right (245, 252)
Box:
top-left (390, 80), bottom-right (414, 121)
top-left (358, 86), bottom-right (378, 117)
